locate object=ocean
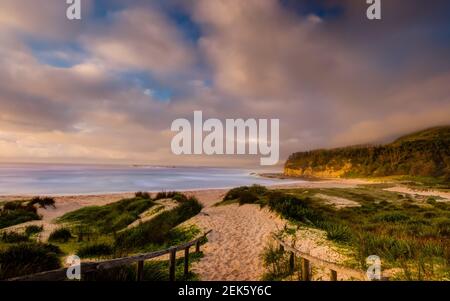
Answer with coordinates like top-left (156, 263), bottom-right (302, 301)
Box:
top-left (0, 164), bottom-right (300, 196)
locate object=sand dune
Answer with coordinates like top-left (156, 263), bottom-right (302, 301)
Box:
top-left (0, 179), bottom-right (374, 280)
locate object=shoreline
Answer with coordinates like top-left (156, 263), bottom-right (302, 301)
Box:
top-left (2, 177), bottom-right (448, 207)
top-left (0, 178), bottom-right (374, 231)
top-left (0, 168), bottom-right (292, 197)
top-left (2, 178), bottom-right (449, 280)
top-left (0, 178), bottom-right (365, 201)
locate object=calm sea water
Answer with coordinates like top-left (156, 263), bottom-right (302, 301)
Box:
top-left (0, 164), bottom-right (300, 196)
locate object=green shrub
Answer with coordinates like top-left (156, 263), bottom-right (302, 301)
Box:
top-left (0, 243), bottom-right (62, 280)
top-left (356, 233), bottom-right (415, 263)
top-left (261, 242), bottom-right (295, 280)
top-left (172, 192), bottom-right (189, 203)
top-left (135, 192), bottom-right (151, 199)
top-left (0, 208), bottom-right (41, 229)
top-left (29, 197), bottom-right (55, 208)
top-left (374, 213), bottom-right (410, 223)
top-left (0, 231), bottom-right (29, 243)
top-left (267, 193), bottom-right (323, 225)
top-left (223, 185), bottom-right (268, 202)
top-left (426, 198), bottom-right (437, 205)
top-left (433, 202), bottom-right (450, 211)
top-left (322, 223), bottom-right (352, 243)
top-left (115, 197), bottom-right (203, 251)
top-left (3, 202), bottom-right (25, 211)
top-left (77, 242), bottom-right (114, 258)
top-left (48, 228), bottom-right (72, 243)
top-left (238, 191), bottom-right (259, 205)
top-left (423, 211), bottom-right (437, 219)
top-left (25, 225), bottom-right (44, 236)
top-left (154, 191), bottom-right (178, 201)
top-left (152, 191), bottom-right (188, 203)
top-left (436, 219), bottom-right (450, 236)
top-left (59, 197), bottom-right (155, 233)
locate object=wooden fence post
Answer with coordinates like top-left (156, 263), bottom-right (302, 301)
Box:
top-left (195, 240), bottom-right (201, 253)
top-left (184, 247), bottom-right (190, 278)
top-left (169, 248), bottom-right (177, 281)
top-left (330, 269), bottom-right (337, 281)
top-left (136, 260), bottom-right (144, 281)
top-left (8, 230), bottom-right (213, 281)
top-left (289, 251), bottom-right (295, 273)
top-left (301, 258), bottom-right (311, 281)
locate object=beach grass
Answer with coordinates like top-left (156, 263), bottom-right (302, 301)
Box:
top-left (51, 193), bottom-right (203, 257)
top-left (58, 197), bottom-right (156, 234)
top-left (114, 197), bottom-right (202, 253)
top-left (83, 251), bottom-right (204, 281)
top-left (220, 185), bottom-right (450, 280)
top-left (0, 192), bottom-right (206, 280)
top-left (0, 201), bottom-right (41, 229)
top-left (0, 242), bottom-right (62, 280)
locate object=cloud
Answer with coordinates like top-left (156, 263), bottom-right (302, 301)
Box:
top-left (0, 0), bottom-right (449, 166)
top-left (190, 0), bottom-right (450, 151)
top-left (0, 0), bottom-right (94, 39)
top-left (83, 7), bottom-right (196, 76)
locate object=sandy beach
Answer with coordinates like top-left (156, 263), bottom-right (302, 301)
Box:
top-left (2, 178), bottom-right (448, 280)
top-left (0, 179), bottom-right (360, 278)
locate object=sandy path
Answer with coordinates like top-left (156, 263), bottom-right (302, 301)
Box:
top-left (184, 204), bottom-right (286, 280)
top-left (181, 185), bottom-right (355, 281)
top-left (315, 193), bottom-right (360, 209)
top-left (384, 186), bottom-right (450, 202)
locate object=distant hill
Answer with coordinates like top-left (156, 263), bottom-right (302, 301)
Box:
top-left (284, 126), bottom-right (450, 180)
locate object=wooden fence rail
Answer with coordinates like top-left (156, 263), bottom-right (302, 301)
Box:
top-left (273, 236), bottom-right (368, 281)
top-left (8, 230), bottom-right (212, 282)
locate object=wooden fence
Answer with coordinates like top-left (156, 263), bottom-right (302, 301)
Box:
top-left (273, 235), bottom-right (369, 281)
top-left (8, 230), bottom-right (212, 281)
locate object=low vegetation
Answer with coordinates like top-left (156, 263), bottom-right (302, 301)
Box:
top-left (58, 197), bottom-right (156, 234)
top-left (154, 191), bottom-right (185, 201)
top-left (0, 191), bottom-right (205, 280)
top-left (221, 185), bottom-right (450, 280)
top-left (0, 197), bottom-right (56, 229)
top-left (135, 191), bottom-right (151, 199)
top-left (0, 201), bottom-right (41, 229)
top-left (29, 197), bottom-right (55, 208)
top-left (48, 228), bottom-right (73, 243)
top-left (77, 242), bottom-right (114, 258)
top-left (114, 197), bottom-right (203, 252)
top-left (0, 231), bottom-right (30, 243)
top-left (285, 126), bottom-right (450, 186)
top-left (24, 225), bottom-right (43, 236)
top-left (0, 243), bottom-right (62, 280)
top-left (83, 252), bottom-right (203, 281)
top-left (261, 242), bottom-right (302, 281)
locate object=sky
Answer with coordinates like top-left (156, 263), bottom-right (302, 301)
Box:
top-left (0, 0), bottom-right (449, 167)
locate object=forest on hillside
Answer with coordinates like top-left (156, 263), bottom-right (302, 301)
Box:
top-left (285, 127), bottom-right (450, 181)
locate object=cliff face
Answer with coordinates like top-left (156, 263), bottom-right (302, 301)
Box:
top-left (284, 126), bottom-right (450, 179)
top-left (284, 162), bottom-right (353, 178)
